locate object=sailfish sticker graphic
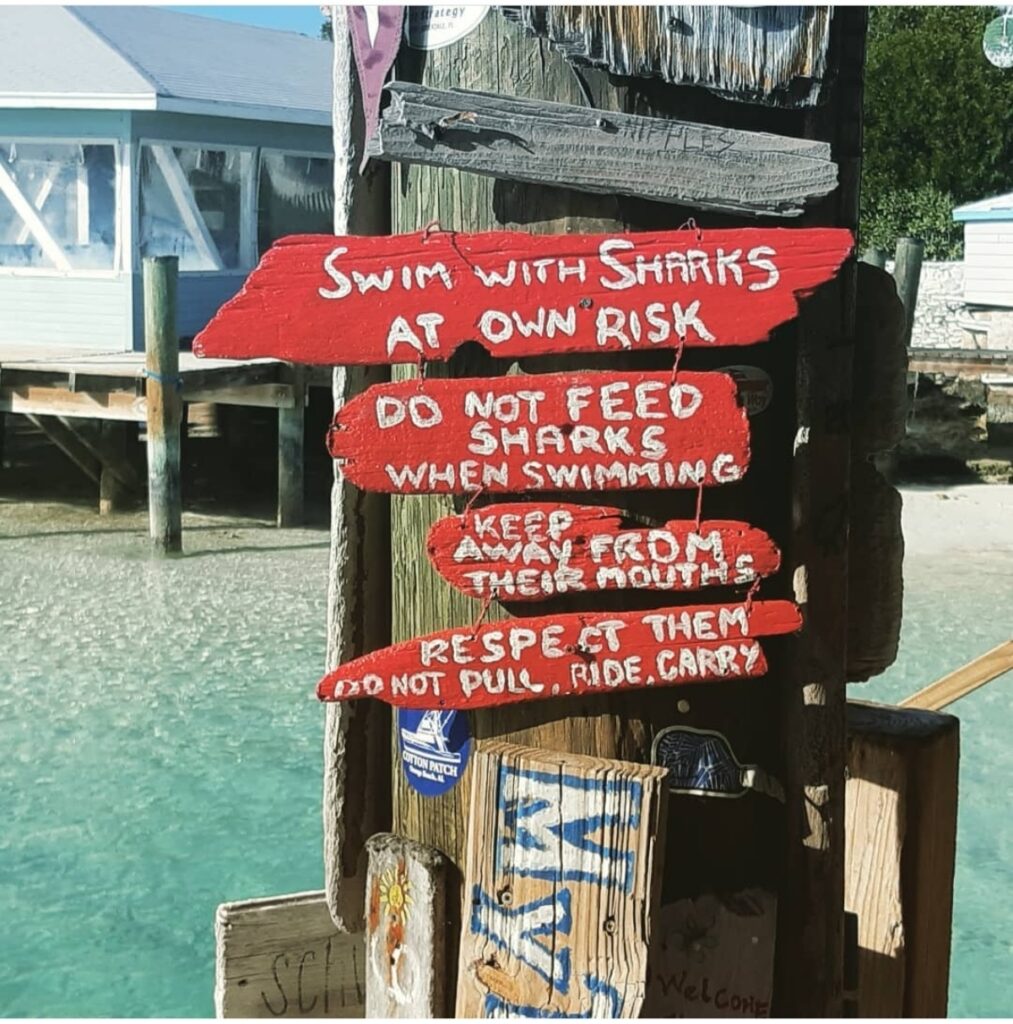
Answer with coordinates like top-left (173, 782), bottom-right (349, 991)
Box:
top-left (398, 708), bottom-right (472, 796)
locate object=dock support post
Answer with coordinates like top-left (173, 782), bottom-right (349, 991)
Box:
top-left (144, 255), bottom-right (182, 554)
top-left (277, 366), bottom-right (305, 527)
top-left (99, 422), bottom-right (131, 514)
top-left (894, 236), bottom-right (925, 347)
top-left (845, 700), bottom-right (959, 1016)
top-left (862, 246), bottom-right (888, 269)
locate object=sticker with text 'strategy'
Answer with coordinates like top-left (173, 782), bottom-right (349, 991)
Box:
top-left (404, 6), bottom-right (488, 50)
top-left (398, 708), bottom-right (471, 796)
top-left (651, 726), bottom-right (785, 801)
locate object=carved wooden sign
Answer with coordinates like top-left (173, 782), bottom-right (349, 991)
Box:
top-left (193, 227), bottom-right (853, 364)
top-left (644, 890), bottom-right (777, 1018)
top-left (426, 502), bottom-right (780, 600)
top-left (316, 600), bottom-right (801, 710)
top-left (327, 371), bottom-right (750, 494)
top-left (458, 742), bottom-right (668, 1017)
top-left (367, 83), bottom-right (840, 216)
top-left (214, 891), bottom-right (365, 1018)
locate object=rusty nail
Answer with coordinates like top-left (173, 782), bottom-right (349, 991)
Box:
top-left (579, 297), bottom-right (593, 309)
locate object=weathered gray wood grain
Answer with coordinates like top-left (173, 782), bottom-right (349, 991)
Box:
top-left (365, 834), bottom-right (449, 1018)
top-left (504, 6), bottom-right (833, 108)
top-left (367, 82), bottom-right (837, 217)
top-left (324, 5), bottom-right (392, 935)
top-left (214, 890), bottom-right (365, 1018)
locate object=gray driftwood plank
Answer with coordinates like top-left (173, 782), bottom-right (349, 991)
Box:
top-left (366, 82), bottom-right (838, 217)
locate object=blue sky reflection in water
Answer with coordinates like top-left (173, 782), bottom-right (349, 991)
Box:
top-left (0, 486), bottom-right (1010, 1016)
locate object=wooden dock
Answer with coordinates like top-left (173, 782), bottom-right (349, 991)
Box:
top-left (908, 346), bottom-right (1012, 379)
top-left (0, 341), bottom-right (325, 535)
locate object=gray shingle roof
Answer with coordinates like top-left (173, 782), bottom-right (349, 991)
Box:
top-left (0, 5), bottom-right (332, 125)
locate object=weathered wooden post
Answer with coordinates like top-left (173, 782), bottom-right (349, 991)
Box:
top-left (845, 701), bottom-right (959, 1017)
top-left (375, 9), bottom-right (865, 1017)
top-left (861, 246), bottom-right (888, 269)
top-left (277, 366), bottom-right (305, 527)
top-left (99, 422), bottom-right (132, 515)
top-left (322, 3), bottom-right (393, 935)
top-left (894, 235), bottom-right (925, 347)
top-left (143, 255), bottom-right (182, 554)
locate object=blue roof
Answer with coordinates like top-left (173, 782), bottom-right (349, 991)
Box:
top-left (953, 191), bottom-right (1013, 223)
top-left (0, 5), bottom-right (332, 126)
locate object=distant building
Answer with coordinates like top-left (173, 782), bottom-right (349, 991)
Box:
top-left (0, 6), bottom-right (334, 350)
top-left (953, 191), bottom-right (1013, 316)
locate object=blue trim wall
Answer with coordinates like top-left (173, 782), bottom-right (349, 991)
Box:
top-left (0, 108), bottom-right (333, 351)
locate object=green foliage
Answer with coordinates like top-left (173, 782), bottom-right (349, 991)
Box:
top-left (860, 6), bottom-right (1013, 255)
top-left (861, 185), bottom-right (964, 261)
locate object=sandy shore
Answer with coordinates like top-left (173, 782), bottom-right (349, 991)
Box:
top-left (899, 484), bottom-right (1013, 559)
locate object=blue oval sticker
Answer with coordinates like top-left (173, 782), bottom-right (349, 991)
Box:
top-left (398, 708), bottom-right (471, 797)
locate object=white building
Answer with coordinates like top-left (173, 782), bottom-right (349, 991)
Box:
top-left (0, 6), bottom-right (334, 350)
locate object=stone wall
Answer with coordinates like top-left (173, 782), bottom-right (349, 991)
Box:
top-left (885, 259), bottom-right (1013, 351)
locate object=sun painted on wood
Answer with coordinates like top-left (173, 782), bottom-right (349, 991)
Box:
top-left (427, 503), bottom-right (780, 601)
top-left (327, 371), bottom-right (750, 495)
top-left (315, 600), bottom-right (801, 710)
top-left (192, 227), bottom-right (853, 365)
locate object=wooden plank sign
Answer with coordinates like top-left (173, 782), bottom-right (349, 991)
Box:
top-left (214, 891), bottom-right (364, 1018)
top-left (365, 834), bottom-right (450, 1018)
top-left (193, 227), bottom-right (853, 364)
top-left (457, 742), bottom-right (668, 1017)
top-left (327, 371), bottom-right (750, 494)
top-left (316, 600), bottom-right (801, 710)
top-left (644, 890), bottom-right (777, 1018)
top-left (426, 502), bottom-right (780, 600)
top-left (367, 83), bottom-right (840, 217)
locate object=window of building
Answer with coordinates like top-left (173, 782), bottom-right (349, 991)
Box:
top-left (139, 144), bottom-right (253, 272)
top-left (258, 151), bottom-right (334, 254)
top-left (0, 141), bottom-right (118, 271)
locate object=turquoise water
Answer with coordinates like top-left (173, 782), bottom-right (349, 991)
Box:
top-left (855, 517), bottom-right (1013, 1019)
top-left (0, 506), bottom-right (329, 1017)
top-left (1, 491), bottom-right (1010, 1016)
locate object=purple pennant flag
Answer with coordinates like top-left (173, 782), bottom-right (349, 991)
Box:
top-left (348, 5), bottom-right (404, 165)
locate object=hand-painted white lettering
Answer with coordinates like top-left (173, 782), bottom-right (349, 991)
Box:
top-left (319, 246), bottom-right (352, 299)
top-left (747, 246), bottom-right (780, 291)
top-left (597, 239), bottom-right (637, 290)
top-left (374, 394), bottom-right (443, 429)
top-left (469, 886), bottom-right (572, 994)
top-left (384, 312), bottom-right (444, 356)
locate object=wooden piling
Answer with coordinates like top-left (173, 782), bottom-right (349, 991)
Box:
top-left (894, 236), bottom-right (925, 348)
top-left (277, 366), bottom-right (305, 527)
top-left (861, 247), bottom-right (888, 268)
top-left (143, 255), bottom-right (182, 554)
top-left (845, 700), bottom-right (959, 1017)
top-left (376, 10), bottom-right (867, 1017)
top-left (322, 3), bottom-right (392, 935)
top-left (98, 421), bottom-right (133, 514)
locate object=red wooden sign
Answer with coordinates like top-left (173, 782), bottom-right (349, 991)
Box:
top-left (316, 600), bottom-right (802, 710)
top-left (327, 370), bottom-right (750, 494)
top-left (426, 503), bottom-right (780, 600)
top-left (193, 227), bottom-right (853, 365)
